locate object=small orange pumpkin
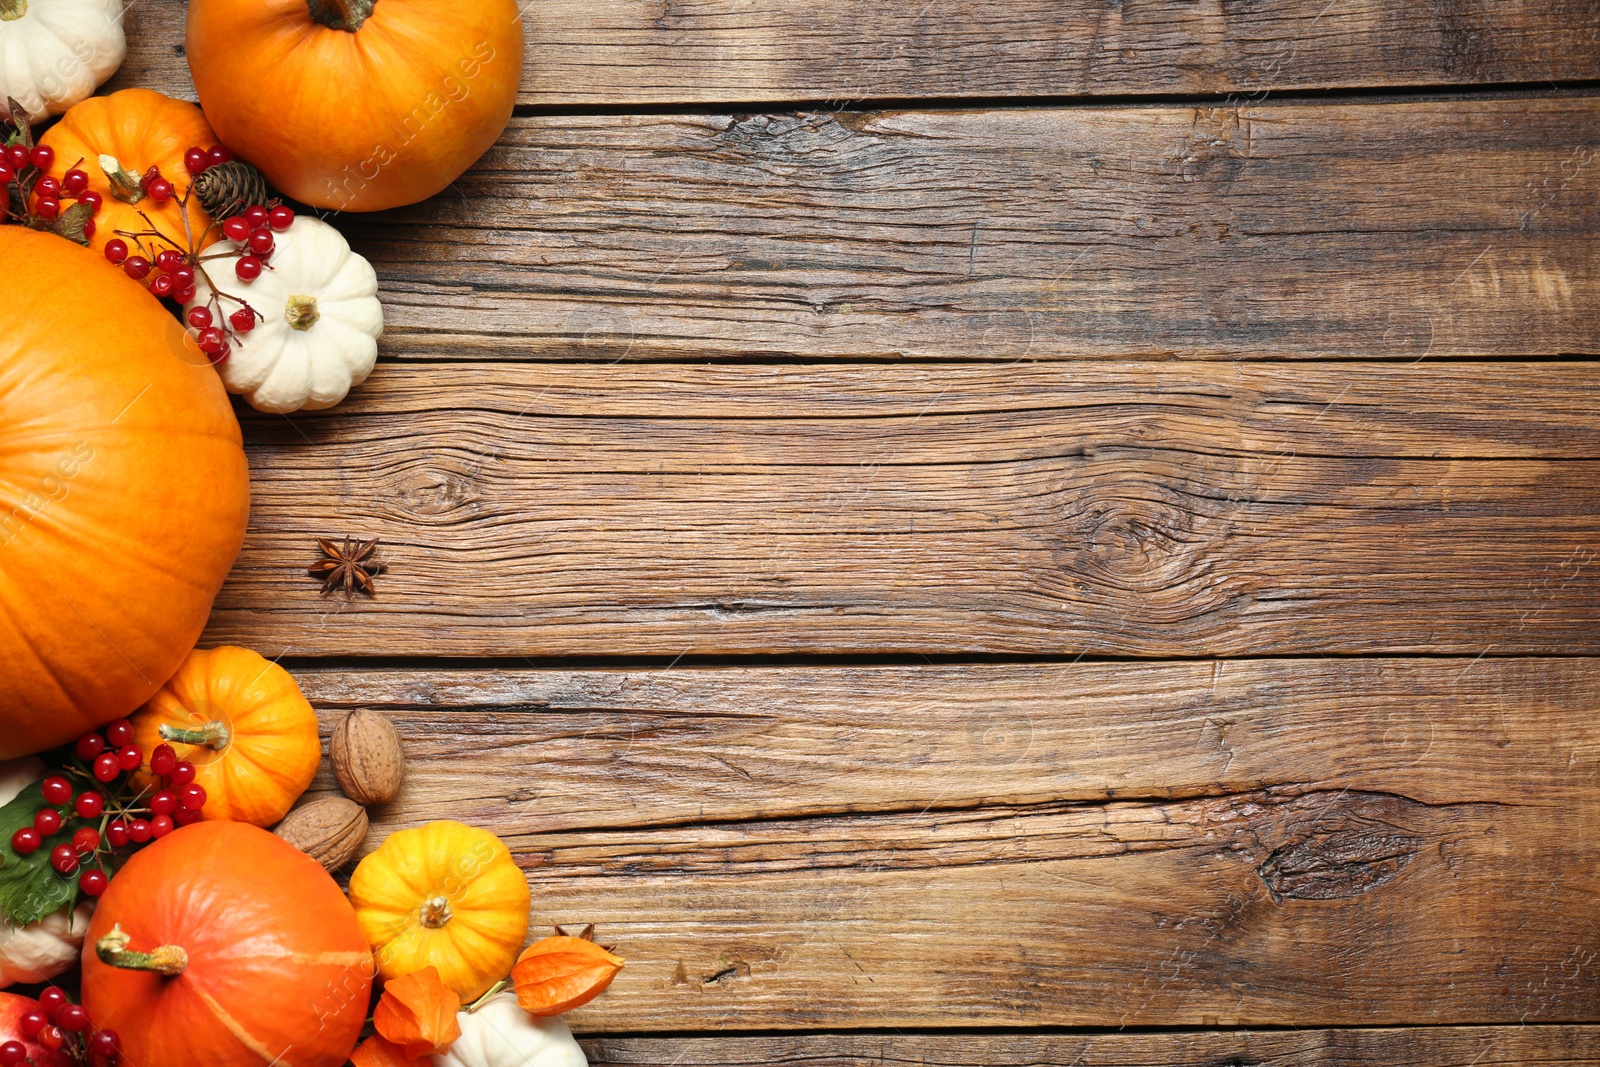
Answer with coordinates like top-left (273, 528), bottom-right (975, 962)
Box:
top-left (81, 821), bottom-right (373, 1067)
top-left (186, 0), bottom-right (523, 211)
top-left (129, 646), bottom-right (322, 826)
top-left (39, 88), bottom-right (221, 258)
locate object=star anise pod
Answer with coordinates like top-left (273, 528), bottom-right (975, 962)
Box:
top-left (308, 535), bottom-right (384, 595)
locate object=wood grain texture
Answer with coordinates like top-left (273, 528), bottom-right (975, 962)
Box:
top-left (280, 658), bottom-right (1600, 1029)
top-left (206, 361), bottom-right (1600, 658)
top-left (115, 1), bottom-right (1600, 106)
top-left (322, 99), bottom-right (1597, 361)
top-left (580, 1027), bottom-right (1600, 1065)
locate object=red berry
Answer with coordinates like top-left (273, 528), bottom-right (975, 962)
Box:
top-left (37, 989), bottom-right (65, 1018)
top-left (29, 145), bottom-right (54, 170)
top-left (10, 827), bottom-right (40, 854)
top-left (35, 198), bottom-right (59, 220)
top-left (72, 826), bottom-right (100, 854)
top-left (173, 264), bottom-right (195, 287)
top-left (105, 719), bottom-right (133, 746)
top-left (93, 751), bottom-right (121, 782)
top-left (105, 820), bottom-right (129, 848)
top-left (150, 790), bottom-right (177, 815)
top-left (128, 819), bottom-right (151, 843)
top-left (6, 145), bottom-right (28, 169)
top-left (169, 761), bottom-right (197, 786)
top-left (0, 164), bottom-right (12, 185)
top-left (75, 791), bottom-right (104, 819)
top-left (207, 144), bottom-right (233, 167)
top-left (197, 326), bottom-right (227, 353)
top-left (185, 307), bottom-right (213, 330)
top-left (41, 776), bottom-right (71, 804)
top-left (173, 283), bottom-right (196, 304)
top-left (247, 229), bottom-right (274, 256)
top-left (36, 176), bottom-right (60, 197)
top-left (49, 844), bottom-right (78, 875)
top-left (235, 255), bottom-right (263, 280)
top-left (150, 742), bottom-right (179, 775)
top-left (222, 216), bottom-right (251, 242)
top-left (243, 204), bottom-right (268, 229)
top-left (150, 273), bottom-right (175, 298)
top-left (80, 190), bottom-right (102, 213)
top-left (149, 177), bottom-right (174, 202)
top-left (185, 146), bottom-right (209, 174)
top-left (91, 1030), bottom-right (120, 1057)
top-left (179, 783), bottom-right (208, 811)
top-left (122, 255), bottom-right (151, 280)
top-left (230, 306), bottom-right (257, 332)
top-left (35, 1026), bottom-right (62, 1052)
top-left (60, 1005), bottom-right (90, 1035)
top-left (174, 805), bottom-right (203, 826)
top-left (0, 1040), bottom-right (24, 1067)
top-left (150, 814), bottom-right (175, 838)
top-left (104, 238), bottom-right (128, 265)
top-left (82, 218), bottom-right (96, 240)
top-left (155, 248), bottom-right (183, 272)
top-left (33, 808), bottom-right (62, 836)
top-left (117, 744), bottom-right (143, 771)
top-left (80, 868), bottom-right (109, 897)
top-left (63, 168), bottom-right (89, 194)
top-left (18, 1010), bottom-right (46, 1038)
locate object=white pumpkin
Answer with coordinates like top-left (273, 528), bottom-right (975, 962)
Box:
top-left (0, 0), bottom-right (125, 124)
top-left (432, 994), bottom-right (587, 1067)
top-left (187, 215), bottom-right (382, 414)
top-left (0, 757), bottom-right (94, 988)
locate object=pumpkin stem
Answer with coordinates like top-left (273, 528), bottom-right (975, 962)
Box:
top-left (285, 294), bottom-right (320, 331)
top-left (306, 0), bottom-right (374, 31)
top-left (466, 979), bottom-right (507, 1013)
top-left (158, 720), bottom-right (230, 750)
top-left (98, 154), bottom-right (145, 204)
top-left (0, 0), bottom-right (27, 23)
top-left (419, 895), bottom-right (452, 929)
top-left (96, 924), bottom-right (188, 976)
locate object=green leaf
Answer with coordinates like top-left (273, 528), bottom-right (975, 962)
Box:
top-left (0, 778), bottom-right (75, 926)
top-left (52, 202), bottom-right (94, 246)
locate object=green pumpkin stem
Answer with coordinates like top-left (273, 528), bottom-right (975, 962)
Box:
top-left (97, 924), bottom-right (189, 976)
top-left (307, 0), bottom-right (374, 31)
top-left (0, 0), bottom-right (28, 23)
top-left (466, 980), bottom-right (508, 1013)
top-left (159, 720), bottom-right (231, 750)
top-left (285, 294), bottom-right (320, 331)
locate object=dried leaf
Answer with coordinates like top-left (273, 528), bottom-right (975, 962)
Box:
top-left (349, 1034), bottom-right (429, 1067)
top-left (52, 202), bottom-right (95, 246)
top-left (373, 966), bottom-right (462, 1058)
top-left (512, 935), bottom-right (625, 1017)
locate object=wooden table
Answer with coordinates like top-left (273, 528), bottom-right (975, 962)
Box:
top-left (117, 3), bottom-right (1600, 1062)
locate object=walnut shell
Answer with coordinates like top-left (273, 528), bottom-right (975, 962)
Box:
top-left (274, 796), bottom-right (369, 871)
top-left (330, 709), bottom-right (406, 806)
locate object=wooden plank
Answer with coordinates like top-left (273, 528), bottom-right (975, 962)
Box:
top-left (278, 658), bottom-right (1600, 1029)
top-left (329, 99), bottom-right (1595, 361)
top-left (206, 361), bottom-right (1600, 658)
top-left (115, 1), bottom-right (1600, 106)
top-left (580, 1028), bottom-right (1600, 1065)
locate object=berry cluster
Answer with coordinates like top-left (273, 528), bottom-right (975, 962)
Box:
top-left (103, 143), bottom-right (292, 363)
top-left (2, 987), bottom-right (121, 1067)
top-left (7, 720), bottom-right (206, 900)
top-left (0, 143), bottom-right (102, 237)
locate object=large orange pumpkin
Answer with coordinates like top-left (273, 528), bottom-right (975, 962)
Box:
top-left (39, 89), bottom-right (221, 258)
top-left (0, 228), bottom-right (250, 760)
top-left (186, 0), bottom-right (524, 211)
top-left (81, 821), bottom-right (373, 1067)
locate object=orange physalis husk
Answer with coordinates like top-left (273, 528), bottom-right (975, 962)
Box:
top-left (373, 966), bottom-right (464, 1058)
top-left (511, 935), bottom-right (626, 1016)
top-left (349, 1034), bottom-right (429, 1067)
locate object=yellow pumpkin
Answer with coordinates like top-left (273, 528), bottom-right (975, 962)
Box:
top-left (348, 821), bottom-right (530, 1000)
top-left (129, 646), bottom-right (321, 827)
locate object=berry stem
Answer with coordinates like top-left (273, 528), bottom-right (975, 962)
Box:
top-left (158, 721), bottom-right (230, 750)
top-left (96, 924), bottom-right (188, 976)
top-left (307, 0), bottom-right (374, 31)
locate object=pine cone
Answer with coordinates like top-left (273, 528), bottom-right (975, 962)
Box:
top-left (193, 160), bottom-right (270, 220)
